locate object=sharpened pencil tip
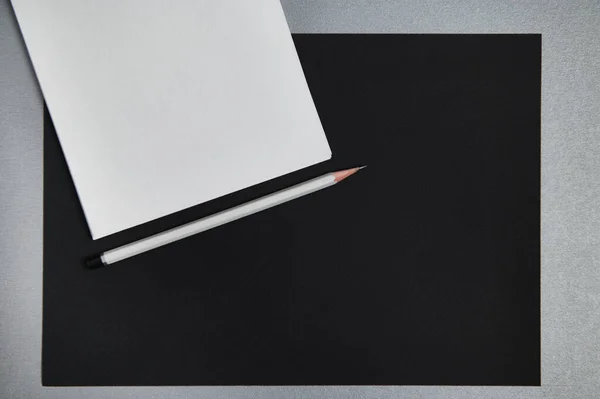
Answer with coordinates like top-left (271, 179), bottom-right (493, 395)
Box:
top-left (333, 166), bottom-right (367, 183)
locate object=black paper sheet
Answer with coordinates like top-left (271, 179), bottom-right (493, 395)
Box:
top-left (43, 35), bottom-right (541, 386)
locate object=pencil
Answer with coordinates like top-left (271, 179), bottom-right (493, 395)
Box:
top-left (86, 167), bottom-right (366, 268)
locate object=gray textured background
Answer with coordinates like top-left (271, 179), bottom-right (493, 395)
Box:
top-left (1, 0), bottom-right (598, 397)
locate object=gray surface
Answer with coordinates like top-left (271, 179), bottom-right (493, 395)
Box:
top-left (1, 0), bottom-right (598, 397)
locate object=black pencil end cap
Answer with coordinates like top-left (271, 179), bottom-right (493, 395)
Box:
top-left (85, 256), bottom-right (105, 269)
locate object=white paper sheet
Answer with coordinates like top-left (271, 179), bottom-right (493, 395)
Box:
top-left (11, 0), bottom-right (331, 239)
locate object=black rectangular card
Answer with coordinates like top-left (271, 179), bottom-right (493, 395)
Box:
top-left (43, 34), bottom-right (541, 386)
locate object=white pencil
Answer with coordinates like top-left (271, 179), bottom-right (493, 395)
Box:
top-left (86, 167), bottom-right (366, 268)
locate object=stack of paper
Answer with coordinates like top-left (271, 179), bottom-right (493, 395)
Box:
top-left (12, 0), bottom-right (331, 239)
